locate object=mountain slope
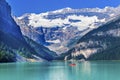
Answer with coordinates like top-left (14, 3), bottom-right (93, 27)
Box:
top-left (24, 36), bottom-right (57, 60)
top-left (61, 15), bottom-right (120, 60)
top-left (0, 0), bottom-right (31, 62)
top-left (15, 6), bottom-right (120, 54)
top-left (0, 0), bottom-right (57, 62)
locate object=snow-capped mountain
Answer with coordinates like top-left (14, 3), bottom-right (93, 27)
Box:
top-left (61, 15), bottom-right (120, 60)
top-left (15, 6), bottom-right (120, 54)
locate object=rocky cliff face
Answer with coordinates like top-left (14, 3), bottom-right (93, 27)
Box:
top-left (0, 0), bottom-right (57, 62)
top-left (0, 0), bottom-right (24, 41)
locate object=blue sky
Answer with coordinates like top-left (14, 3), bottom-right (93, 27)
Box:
top-left (6, 0), bottom-right (120, 17)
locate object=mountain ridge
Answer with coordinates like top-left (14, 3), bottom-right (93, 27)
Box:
top-left (15, 6), bottom-right (120, 54)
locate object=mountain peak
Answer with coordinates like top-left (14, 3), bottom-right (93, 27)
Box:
top-left (51, 7), bottom-right (72, 14)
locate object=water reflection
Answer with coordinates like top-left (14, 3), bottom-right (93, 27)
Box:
top-left (0, 61), bottom-right (120, 80)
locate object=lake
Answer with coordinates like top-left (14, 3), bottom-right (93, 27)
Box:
top-left (0, 61), bottom-right (120, 80)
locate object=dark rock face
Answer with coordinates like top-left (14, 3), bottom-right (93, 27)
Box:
top-left (0, 0), bottom-right (57, 62)
top-left (0, 0), bottom-right (25, 41)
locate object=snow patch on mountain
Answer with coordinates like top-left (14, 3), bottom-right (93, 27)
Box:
top-left (47, 39), bottom-right (61, 44)
top-left (27, 14), bottom-right (105, 31)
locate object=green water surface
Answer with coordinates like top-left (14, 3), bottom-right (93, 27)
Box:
top-left (0, 61), bottom-right (120, 80)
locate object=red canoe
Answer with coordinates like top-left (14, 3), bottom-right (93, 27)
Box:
top-left (69, 63), bottom-right (76, 66)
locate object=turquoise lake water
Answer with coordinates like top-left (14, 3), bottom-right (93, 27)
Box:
top-left (0, 61), bottom-right (120, 80)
